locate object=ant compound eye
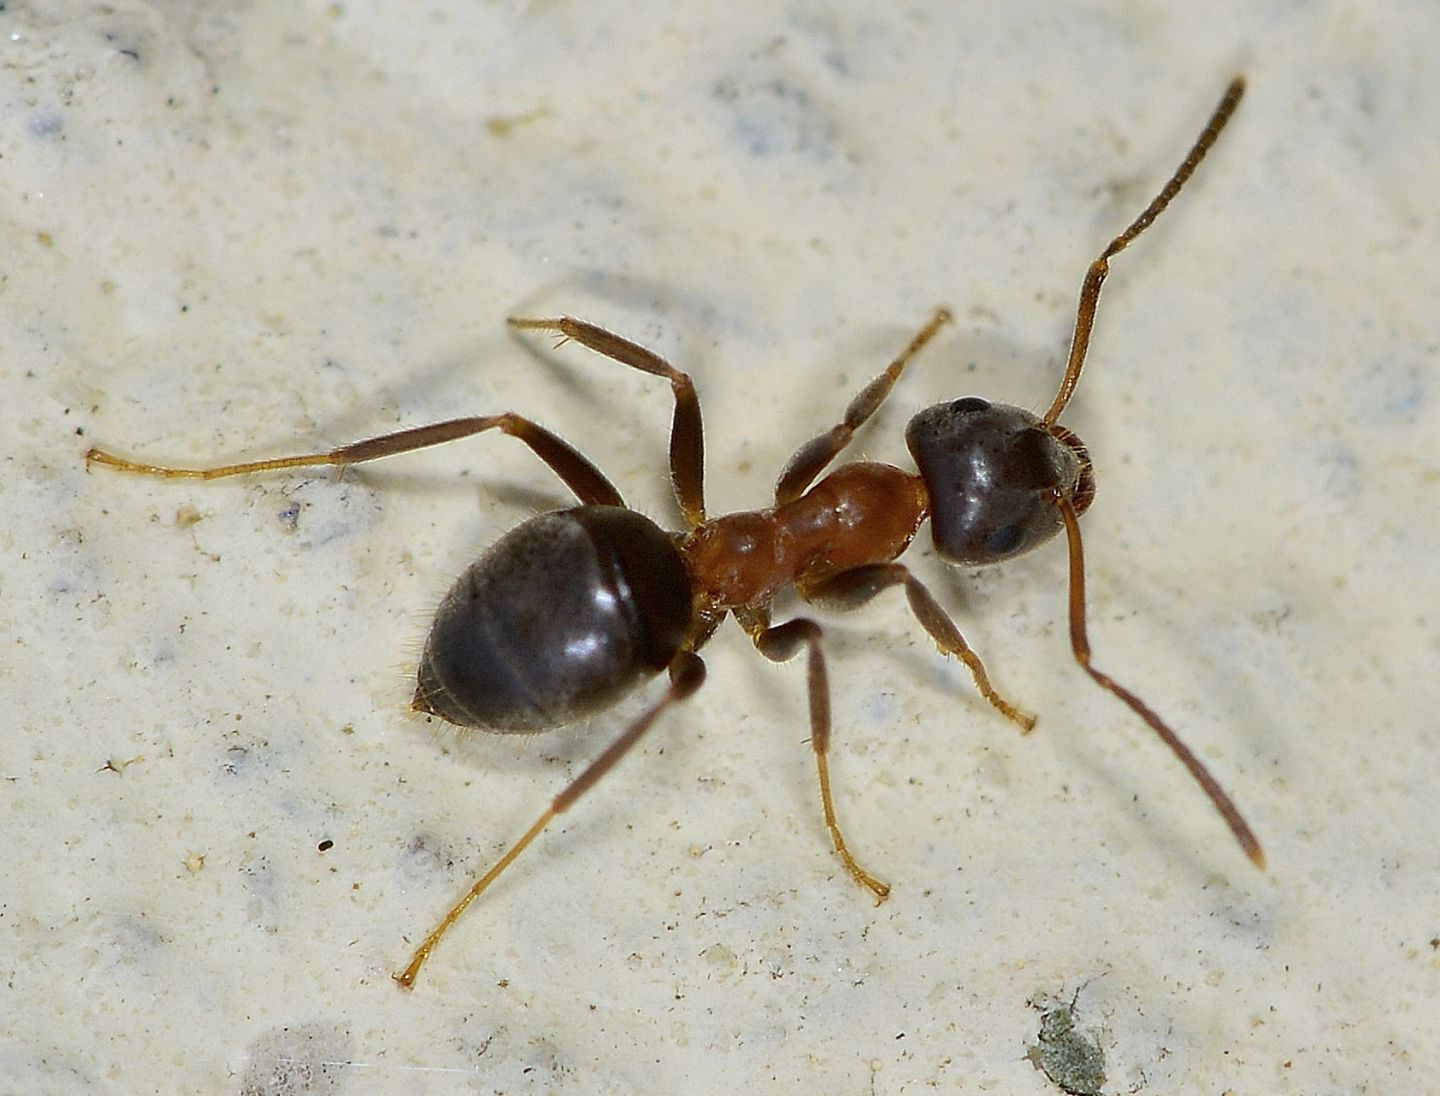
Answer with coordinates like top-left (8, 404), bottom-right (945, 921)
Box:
top-left (982, 523), bottom-right (1025, 557)
top-left (952, 396), bottom-right (991, 414)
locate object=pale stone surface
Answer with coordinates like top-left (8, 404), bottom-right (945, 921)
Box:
top-left (3, 2), bottom-right (1434, 1092)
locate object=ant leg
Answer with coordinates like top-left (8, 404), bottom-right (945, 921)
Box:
top-left (86, 413), bottom-right (624, 507)
top-left (394, 651), bottom-right (706, 989)
top-left (509, 316), bottom-right (706, 526)
top-left (1042, 77), bottom-right (1244, 425)
top-left (735, 605), bottom-right (890, 901)
top-left (1054, 497), bottom-right (1265, 867)
top-left (803, 563), bottom-right (1037, 732)
top-left (775, 308), bottom-right (952, 505)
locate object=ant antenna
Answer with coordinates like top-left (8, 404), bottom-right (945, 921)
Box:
top-left (1042, 77), bottom-right (1245, 426)
top-left (1034, 77), bottom-right (1263, 866)
top-left (1056, 497), bottom-right (1266, 867)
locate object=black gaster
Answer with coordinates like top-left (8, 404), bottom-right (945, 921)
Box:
top-left (414, 506), bottom-right (693, 731)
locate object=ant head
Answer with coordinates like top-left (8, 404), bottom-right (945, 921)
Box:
top-left (905, 397), bottom-right (1095, 565)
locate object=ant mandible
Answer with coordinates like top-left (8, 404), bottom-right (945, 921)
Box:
top-left (85, 76), bottom-right (1261, 990)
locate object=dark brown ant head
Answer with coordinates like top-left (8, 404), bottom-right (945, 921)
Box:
top-left (905, 397), bottom-right (1095, 565)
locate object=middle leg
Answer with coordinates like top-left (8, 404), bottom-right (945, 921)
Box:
top-left (735, 604), bottom-right (890, 901)
top-left (509, 316), bottom-right (707, 527)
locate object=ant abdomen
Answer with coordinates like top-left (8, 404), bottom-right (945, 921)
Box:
top-left (413, 506), bottom-right (693, 731)
top-left (905, 399), bottom-right (1094, 565)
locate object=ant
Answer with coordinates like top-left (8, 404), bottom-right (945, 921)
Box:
top-left (85, 76), bottom-right (1262, 990)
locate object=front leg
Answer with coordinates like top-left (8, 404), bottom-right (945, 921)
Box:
top-left (802, 562), bottom-right (1036, 732)
top-left (774, 308), bottom-right (951, 505)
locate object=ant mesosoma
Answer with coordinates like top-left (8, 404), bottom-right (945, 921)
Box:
top-left (85, 77), bottom-right (1261, 989)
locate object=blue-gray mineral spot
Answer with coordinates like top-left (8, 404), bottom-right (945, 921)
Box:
top-left (1026, 998), bottom-right (1106, 1096)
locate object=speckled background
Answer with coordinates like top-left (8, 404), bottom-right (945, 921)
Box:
top-left (2, 2), bottom-right (1435, 1093)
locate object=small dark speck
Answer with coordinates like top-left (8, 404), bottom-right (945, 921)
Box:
top-left (104, 32), bottom-right (142, 62)
top-left (317, 839), bottom-right (334, 852)
top-left (221, 745), bottom-right (250, 777)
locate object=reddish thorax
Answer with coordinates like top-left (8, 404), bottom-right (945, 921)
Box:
top-left (682, 461), bottom-right (928, 608)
